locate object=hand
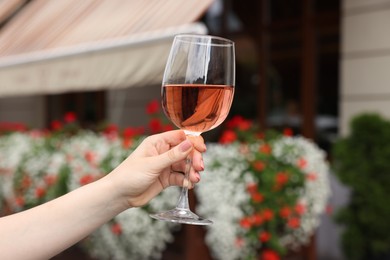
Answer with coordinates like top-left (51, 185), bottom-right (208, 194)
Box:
top-left (106, 130), bottom-right (206, 208)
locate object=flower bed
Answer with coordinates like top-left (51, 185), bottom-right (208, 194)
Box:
top-left (196, 116), bottom-right (331, 260)
top-left (0, 114), bottom-right (178, 260)
top-left (0, 108), bottom-right (331, 260)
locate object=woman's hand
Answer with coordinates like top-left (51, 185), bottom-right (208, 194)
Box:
top-left (106, 130), bottom-right (206, 208)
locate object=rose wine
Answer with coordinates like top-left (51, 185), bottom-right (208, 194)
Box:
top-left (162, 84), bottom-right (234, 134)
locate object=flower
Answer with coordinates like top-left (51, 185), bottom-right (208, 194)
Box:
top-left (149, 118), bottom-right (163, 134)
top-left (146, 100), bottom-right (160, 114)
top-left (261, 249), bottom-right (280, 260)
top-left (253, 160), bottom-right (266, 171)
top-left (287, 217), bottom-right (300, 229)
top-left (35, 187), bottom-right (46, 198)
top-left (104, 124), bottom-right (118, 135)
top-left (226, 115), bottom-right (251, 130)
top-left (251, 192), bottom-right (264, 203)
top-left (283, 128), bottom-right (293, 137)
top-left (111, 222), bottom-right (122, 236)
top-left (219, 129), bottom-right (237, 144)
top-left (0, 111), bottom-right (331, 260)
top-left (260, 144), bottom-right (272, 154)
top-left (50, 120), bottom-right (63, 131)
top-left (64, 112), bottom-right (77, 123)
top-left (0, 120), bottom-right (176, 260)
top-left (280, 206), bottom-right (291, 218)
top-left (259, 231), bottom-right (271, 242)
top-left (196, 116), bottom-right (331, 260)
top-left (79, 174), bottom-right (95, 186)
top-left (0, 122), bottom-right (27, 133)
top-left (123, 127), bottom-right (144, 139)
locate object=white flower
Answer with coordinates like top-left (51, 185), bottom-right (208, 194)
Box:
top-left (197, 137), bottom-right (331, 259)
top-left (0, 130), bottom-right (178, 260)
top-left (196, 144), bottom-right (250, 260)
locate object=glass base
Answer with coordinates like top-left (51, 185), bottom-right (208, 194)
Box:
top-left (150, 208), bottom-right (213, 225)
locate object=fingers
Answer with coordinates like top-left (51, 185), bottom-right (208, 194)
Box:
top-left (187, 135), bottom-right (207, 152)
top-left (170, 168), bottom-right (200, 184)
top-left (153, 130), bottom-right (187, 147)
top-left (151, 131), bottom-right (206, 171)
top-left (168, 172), bottom-right (195, 189)
top-left (154, 139), bottom-right (193, 169)
top-left (191, 150), bottom-right (204, 172)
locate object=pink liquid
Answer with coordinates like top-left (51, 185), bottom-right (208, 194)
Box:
top-left (162, 84), bottom-right (234, 133)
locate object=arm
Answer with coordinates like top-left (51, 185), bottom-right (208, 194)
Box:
top-left (0, 130), bottom-right (206, 260)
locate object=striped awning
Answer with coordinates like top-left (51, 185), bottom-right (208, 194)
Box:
top-left (0, 0), bottom-right (213, 96)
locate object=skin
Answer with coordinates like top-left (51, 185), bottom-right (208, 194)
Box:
top-left (0, 130), bottom-right (206, 260)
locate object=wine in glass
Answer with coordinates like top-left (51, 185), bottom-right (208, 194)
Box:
top-left (150, 34), bottom-right (235, 225)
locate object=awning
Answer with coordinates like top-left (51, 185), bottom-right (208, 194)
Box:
top-left (0, 0), bottom-right (213, 97)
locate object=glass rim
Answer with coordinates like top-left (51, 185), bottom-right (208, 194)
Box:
top-left (173, 34), bottom-right (234, 47)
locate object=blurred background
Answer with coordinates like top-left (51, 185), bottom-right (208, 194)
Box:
top-left (0, 0), bottom-right (389, 259)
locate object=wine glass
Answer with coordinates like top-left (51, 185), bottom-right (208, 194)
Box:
top-left (150, 34), bottom-right (235, 225)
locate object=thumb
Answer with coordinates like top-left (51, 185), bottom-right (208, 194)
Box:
top-left (155, 140), bottom-right (193, 169)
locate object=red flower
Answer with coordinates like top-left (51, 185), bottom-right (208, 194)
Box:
top-left (163, 124), bottom-right (174, 131)
top-left (64, 112), bottom-right (77, 123)
top-left (35, 187), bottom-right (46, 199)
top-left (226, 115), bottom-right (245, 129)
top-left (50, 120), bottom-right (63, 131)
top-left (15, 196), bottom-right (25, 207)
top-left (283, 128), bottom-right (293, 136)
top-left (111, 223), bottom-right (122, 235)
top-left (253, 161), bottom-right (266, 172)
top-left (251, 192), bottom-right (264, 203)
top-left (251, 213), bottom-right (264, 226)
top-left (84, 151), bottom-right (96, 164)
top-left (287, 217), bottom-right (300, 229)
top-left (123, 127), bottom-right (144, 139)
top-left (297, 158), bottom-right (307, 169)
top-left (240, 217), bottom-right (252, 229)
top-left (149, 118), bottom-right (163, 133)
top-left (246, 183), bottom-right (258, 194)
top-left (262, 209), bottom-right (274, 221)
top-left (237, 119), bottom-right (252, 131)
top-left (295, 203), bottom-right (306, 215)
top-left (279, 206), bottom-right (291, 218)
top-left (122, 138), bottom-right (133, 149)
top-left (44, 175), bottom-right (57, 186)
top-left (105, 124), bottom-right (118, 135)
top-left (259, 144), bottom-right (271, 154)
top-left (122, 127), bottom-right (136, 139)
top-left (259, 231), bottom-right (271, 242)
top-left (275, 172), bottom-right (289, 187)
top-left (146, 100), bottom-right (160, 114)
top-left (226, 115), bottom-right (252, 130)
top-left (21, 175), bottom-right (32, 189)
top-left (261, 249), bottom-right (280, 260)
top-left (79, 174), bottom-right (95, 186)
top-left (306, 172), bottom-right (317, 181)
top-left (219, 130), bottom-right (237, 144)
top-left (0, 122), bottom-right (27, 132)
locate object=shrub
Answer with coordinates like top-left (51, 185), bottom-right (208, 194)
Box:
top-left (332, 113), bottom-right (390, 260)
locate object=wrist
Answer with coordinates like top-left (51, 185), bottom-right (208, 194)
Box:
top-left (98, 175), bottom-right (130, 213)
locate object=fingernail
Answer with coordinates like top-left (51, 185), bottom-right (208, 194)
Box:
top-left (195, 172), bottom-right (201, 182)
top-left (179, 140), bottom-right (192, 152)
top-left (200, 159), bottom-right (205, 171)
top-left (183, 178), bottom-right (193, 188)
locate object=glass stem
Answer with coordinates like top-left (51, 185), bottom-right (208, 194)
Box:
top-left (176, 156), bottom-right (192, 210)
